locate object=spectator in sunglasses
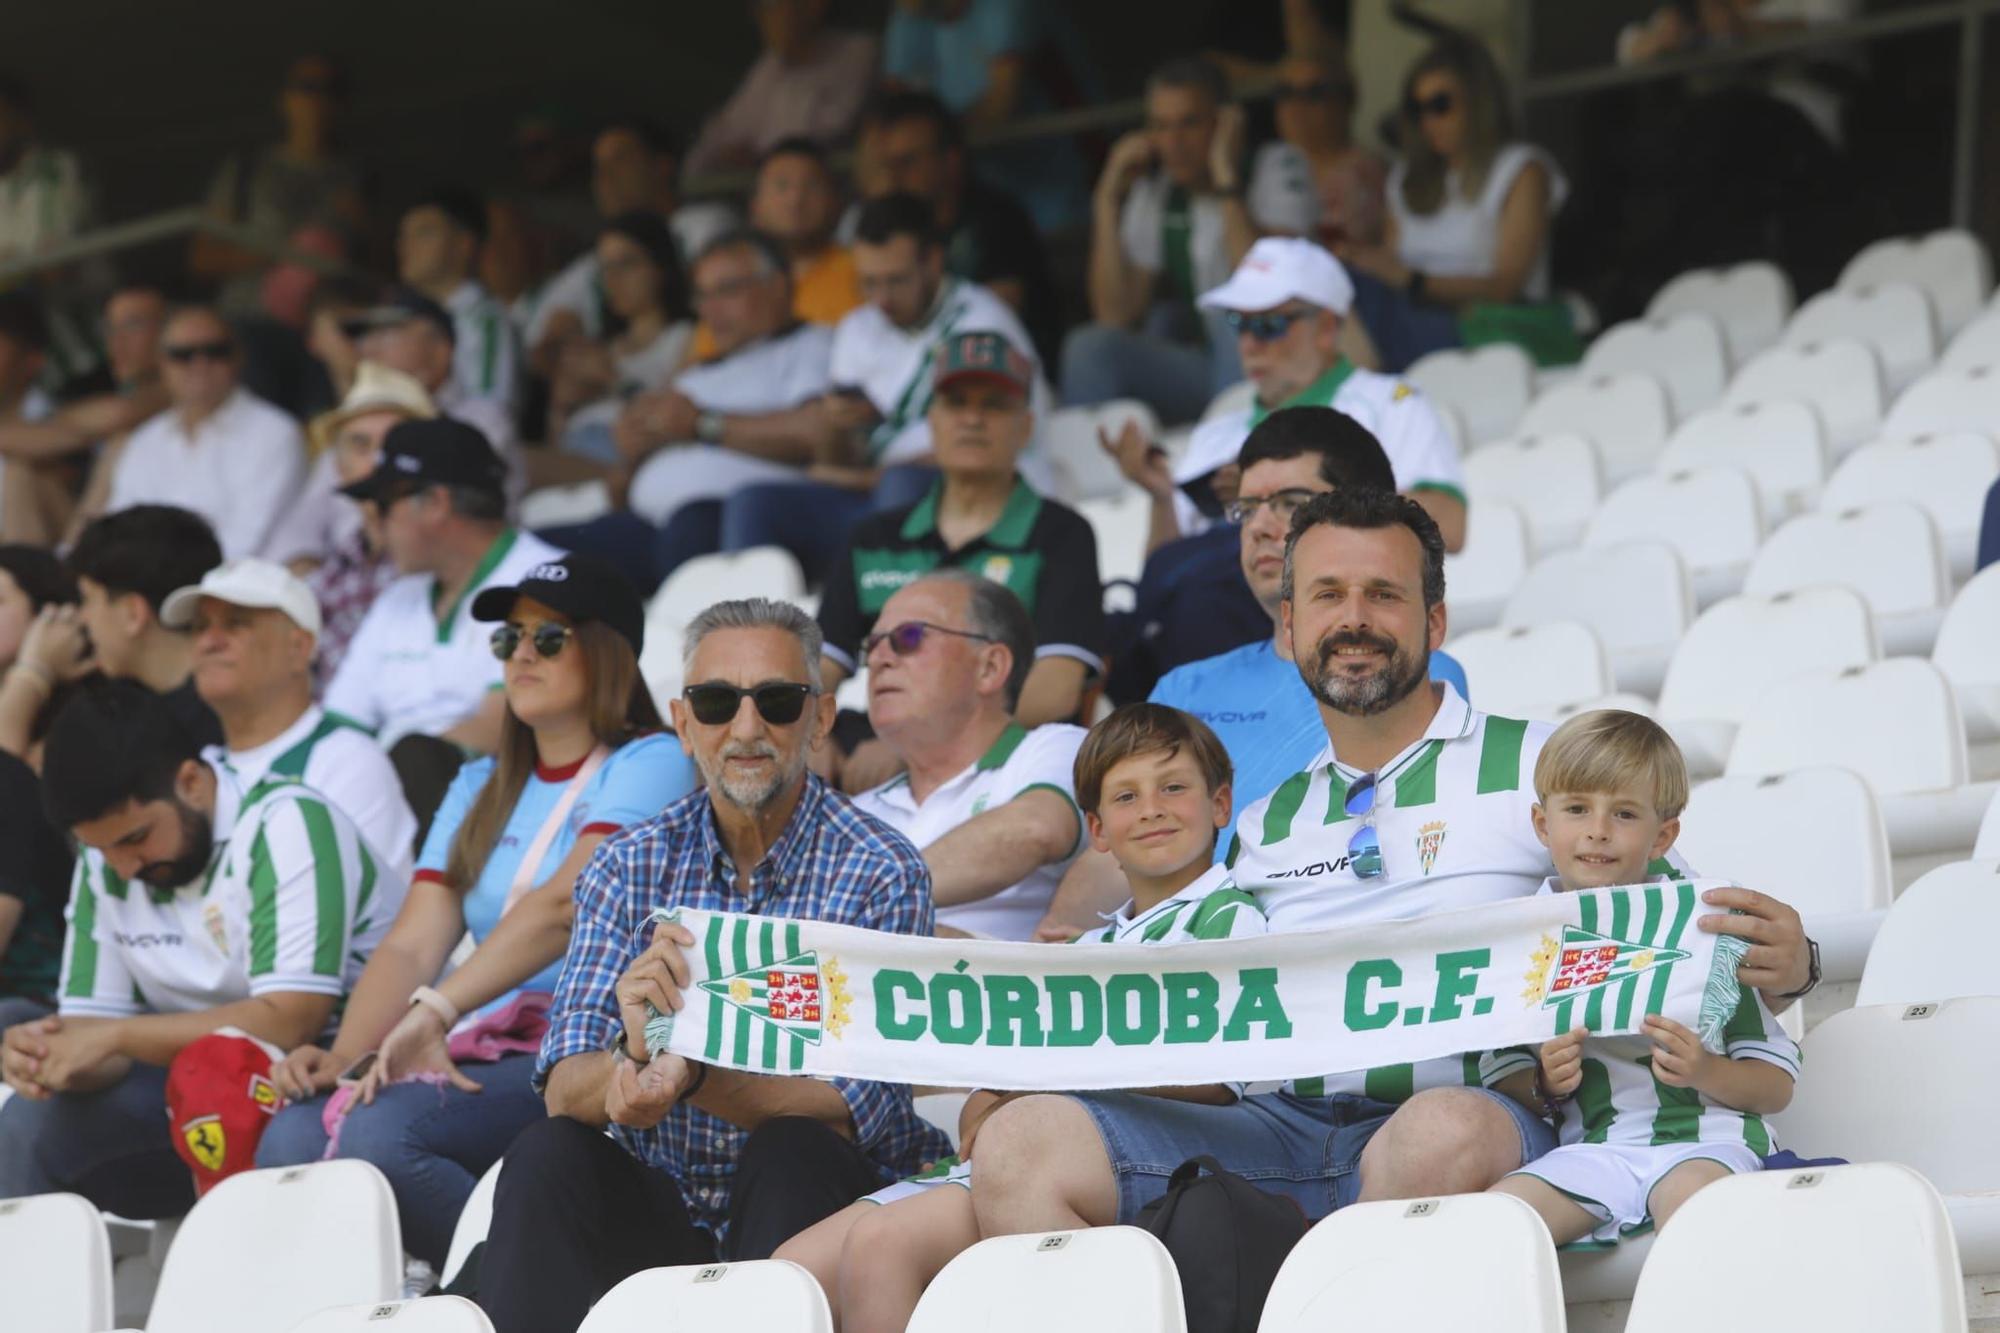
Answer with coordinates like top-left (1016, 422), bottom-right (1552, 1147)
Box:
top-left (261, 552), bottom-right (692, 1279)
top-left (1250, 50), bottom-right (1386, 254)
top-left (105, 306), bottom-right (307, 560)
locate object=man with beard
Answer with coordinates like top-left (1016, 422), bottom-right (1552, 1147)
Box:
top-left (0, 679), bottom-right (406, 1216)
top-left (965, 487), bottom-right (1821, 1264)
top-left (476, 597), bottom-right (948, 1333)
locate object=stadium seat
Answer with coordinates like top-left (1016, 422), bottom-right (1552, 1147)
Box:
top-left (0, 1192), bottom-right (113, 1333)
top-left (1657, 399), bottom-right (1828, 522)
top-left (1503, 541), bottom-right (1693, 696)
top-left (440, 1160), bottom-right (503, 1293)
top-left (1940, 308), bottom-right (2000, 372)
top-left (1443, 622), bottom-right (1612, 721)
top-left (1725, 338), bottom-right (1885, 455)
top-left (638, 546), bottom-right (808, 702)
top-left (578, 1260), bottom-right (832, 1332)
top-left (1258, 1193), bottom-right (1563, 1333)
top-left (1933, 564), bottom-right (2000, 743)
top-left (1742, 503), bottom-right (1950, 657)
top-left (1977, 788), bottom-right (2000, 858)
top-left (1517, 372), bottom-right (1674, 482)
top-left (1584, 466), bottom-right (1763, 606)
top-left (517, 480), bottom-right (612, 530)
top-left (1678, 767), bottom-right (1892, 917)
top-left (1882, 365), bottom-right (2000, 440)
top-left (1045, 400), bottom-right (1159, 503)
top-left (1462, 432), bottom-right (1603, 551)
top-left (1624, 1163), bottom-right (1965, 1333)
top-left (1548, 691), bottom-right (1658, 721)
top-left (1442, 499), bottom-right (1531, 632)
top-left (1820, 432), bottom-right (1999, 579)
top-left (1076, 491), bottom-right (1149, 588)
top-left (147, 1161), bottom-right (401, 1333)
top-left (1784, 281), bottom-right (1939, 393)
top-left (1581, 312), bottom-right (1730, 420)
top-left (1856, 861), bottom-right (2000, 1006)
top-left (1200, 381), bottom-right (1256, 424)
top-left (289, 1297), bottom-right (496, 1332)
top-left (1841, 227), bottom-right (1994, 341)
top-left (914, 1091), bottom-right (970, 1151)
top-left (907, 1228), bottom-right (1184, 1333)
top-left (1406, 342), bottom-right (1535, 446)
top-left (1646, 260), bottom-right (1794, 365)
top-left (1656, 586), bottom-right (1878, 776)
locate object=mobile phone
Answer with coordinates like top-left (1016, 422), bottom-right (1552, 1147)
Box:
top-left (336, 1052), bottom-right (378, 1086)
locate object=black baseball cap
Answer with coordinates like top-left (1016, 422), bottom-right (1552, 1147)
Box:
top-left (338, 417), bottom-right (506, 503)
top-left (471, 551), bottom-right (646, 656)
top-left (340, 285), bottom-right (456, 346)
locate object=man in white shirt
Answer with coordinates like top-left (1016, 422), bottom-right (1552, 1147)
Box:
top-left (854, 570), bottom-right (1086, 940)
top-left (397, 188), bottom-right (519, 412)
top-left (164, 558), bottom-right (417, 879)
top-left (348, 289), bottom-right (516, 453)
top-left (107, 306), bottom-right (306, 559)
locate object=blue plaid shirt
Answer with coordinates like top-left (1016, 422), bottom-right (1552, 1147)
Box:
top-left (537, 773), bottom-right (951, 1239)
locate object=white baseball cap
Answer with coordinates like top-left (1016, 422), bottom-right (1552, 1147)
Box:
top-left (1197, 237), bottom-right (1355, 317)
top-left (161, 559), bottom-right (323, 638)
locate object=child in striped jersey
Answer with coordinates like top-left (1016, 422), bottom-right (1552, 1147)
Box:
top-left (1488, 711), bottom-right (1798, 1247)
top-left (772, 704), bottom-right (1266, 1330)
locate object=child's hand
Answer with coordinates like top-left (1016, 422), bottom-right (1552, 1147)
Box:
top-left (1643, 1016), bottom-right (1716, 1090)
top-left (1537, 1027), bottom-right (1589, 1097)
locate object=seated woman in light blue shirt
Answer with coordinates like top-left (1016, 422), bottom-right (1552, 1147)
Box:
top-left (260, 553), bottom-right (695, 1272)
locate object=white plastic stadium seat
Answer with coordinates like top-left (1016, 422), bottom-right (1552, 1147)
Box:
top-left (579, 1260), bottom-right (832, 1332)
top-left (1725, 338), bottom-right (1885, 455)
top-left (1406, 342), bottom-right (1534, 446)
top-left (1444, 622), bottom-right (1612, 722)
top-left (1977, 787), bottom-right (2000, 858)
top-left (148, 1162), bottom-right (401, 1333)
top-left (639, 546), bottom-right (808, 703)
top-left (1742, 503), bottom-right (1950, 657)
top-left (1040, 406), bottom-right (1111, 503)
top-left (1941, 308), bottom-right (2000, 372)
top-left (1882, 365), bottom-right (2000, 440)
top-left (1678, 768), bottom-right (1892, 917)
top-left (1625, 1163), bottom-right (1965, 1333)
top-left (1784, 281), bottom-right (1939, 393)
top-left (516, 480), bottom-right (612, 529)
top-left (1841, 227), bottom-right (1994, 341)
top-left (1727, 659), bottom-right (1966, 798)
top-left (1820, 432), bottom-right (1998, 579)
top-left (1856, 861), bottom-right (2000, 1006)
top-left (907, 1228), bottom-right (1184, 1333)
top-left (1584, 466), bottom-right (1763, 605)
top-left (1462, 433), bottom-right (1602, 551)
top-left (1934, 565), bottom-right (2000, 742)
top-left (1503, 542), bottom-right (1693, 696)
top-left (290, 1298), bottom-right (496, 1332)
top-left (1584, 312), bottom-right (1730, 419)
top-left (1517, 371), bottom-right (1674, 482)
top-left (441, 1159), bottom-right (503, 1292)
top-left (1442, 499), bottom-right (1531, 632)
top-left (1657, 399), bottom-right (1828, 522)
top-left (1258, 1193), bottom-right (1563, 1333)
top-left (1646, 260), bottom-right (1794, 365)
top-left (1657, 586), bottom-right (1878, 777)
top-left (0, 1192), bottom-right (113, 1333)
top-left (1077, 492), bottom-right (1149, 588)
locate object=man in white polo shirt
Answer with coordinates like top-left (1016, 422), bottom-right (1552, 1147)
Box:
top-left (854, 570), bottom-right (1085, 939)
top-left (164, 558), bottom-right (417, 880)
top-left (397, 188), bottom-right (519, 412)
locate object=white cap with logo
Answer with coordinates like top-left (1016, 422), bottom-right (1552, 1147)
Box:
top-left (1197, 237), bottom-right (1355, 317)
top-left (161, 558), bottom-right (323, 638)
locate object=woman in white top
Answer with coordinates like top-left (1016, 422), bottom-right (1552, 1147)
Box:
top-left (550, 211), bottom-right (694, 464)
top-left (1335, 37), bottom-right (1573, 372)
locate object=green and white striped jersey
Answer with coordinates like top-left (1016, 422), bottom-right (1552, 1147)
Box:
top-left (1075, 864), bottom-right (1268, 947)
top-left (58, 765), bottom-right (406, 1018)
top-left (444, 280), bottom-right (520, 408)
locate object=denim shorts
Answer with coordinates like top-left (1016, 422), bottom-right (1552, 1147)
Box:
top-left (1072, 1087), bottom-right (1557, 1225)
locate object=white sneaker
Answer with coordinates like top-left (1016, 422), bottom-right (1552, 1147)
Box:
top-left (402, 1256), bottom-right (438, 1300)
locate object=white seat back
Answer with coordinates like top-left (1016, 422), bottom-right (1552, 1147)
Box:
top-left (440, 1159), bottom-right (503, 1292)
top-left (1976, 787), bottom-right (2000, 858)
top-left (1726, 659), bottom-right (1968, 796)
top-left (1883, 365), bottom-right (2000, 440)
top-left (1743, 503), bottom-right (1950, 620)
top-left (1406, 343), bottom-right (1534, 446)
top-left (1646, 260), bottom-right (1794, 365)
top-left (1625, 1163), bottom-right (1965, 1333)
top-left (1821, 432), bottom-right (1998, 577)
top-left (148, 1162), bottom-right (401, 1333)
top-left (579, 1260), bottom-right (832, 1332)
top-left (1442, 499), bottom-right (1531, 631)
top-left (1941, 308), bottom-right (2000, 373)
top-left (1841, 228), bottom-right (1994, 340)
top-left (0, 1192), bottom-right (112, 1333)
top-left (1039, 406), bottom-right (1111, 503)
top-left (1444, 622), bottom-right (1611, 721)
top-left (1503, 542), bottom-right (1693, 666)
top-left (289, 1297), bottom-right (497, 1332)
top-left (1785, 281), bottom-right (1939, 392)
top-left (639, 546), bottom-right (809, 701)
top-left (1658, 399), bottom-right (1828, 519)
top-left (1726, 338), bottom-right (1885, 454)
top-left (1518, 371), bottom-right (1674, 482)
top-left (1678, 767), bottom-right (1892, 916)
top-left (1659, 586), bottom-right (1877, 728)
top-left (907, 1228), bottom-right (1184, 1333)
top-left (1583, 312), bottom-right (1730, 419)
top-left (1462, 433), bottom-right (1602, 550)
top-left (1077, 491), bottom-right (1150, 587)
top-left (1857, 861), bottom-right (2000, 1006)
top-left (1258, 1193), bottom-right (1563, 1333)
top-left (1935, 564), bottom-right (2000, 698)
top-left (1585, 466), bottom-right (1763, 579)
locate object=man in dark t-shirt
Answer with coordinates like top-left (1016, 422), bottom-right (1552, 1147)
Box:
top-left (0, 750), bottom-right (72, 1025)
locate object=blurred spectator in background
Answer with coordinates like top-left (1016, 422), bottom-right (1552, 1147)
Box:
top-left (0, 296), bottom-right (55, 544)
top-left (683, 0), bottom-right (880, 178)
top-left (545, 212), bottom-right (693, 460)
top-left (397, 188), bottom-right (520, 413)
top-left (1252, 49), bottom-right (1386, 253)
top-left (1620, 0), bottom-right (1858, 147)
top-left (0, 73), bottom-right (91, 268)
top-left (345, 288), bottom-right (516, 454)
top-left (486, 106), bottom-right (598, 308)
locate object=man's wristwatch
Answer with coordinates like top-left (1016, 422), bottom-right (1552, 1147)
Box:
top-left (694, 409), bottom-right (725, 444)
top-left (1776, 937), bottom-right (1823, 1000)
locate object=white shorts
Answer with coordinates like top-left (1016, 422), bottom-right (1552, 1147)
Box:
top-left (862, 1157), bottom-right (971, 1207)
top-left (627, 445), bottom-right (804, 525)
top-left (1509, 1140), bottom-right (1764, 1246)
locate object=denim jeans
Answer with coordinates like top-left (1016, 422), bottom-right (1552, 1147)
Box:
top-left (1346, 269), bottom-right (1465, 373)
top-left (719, 464), bottom-right (939, 580)
top-left (1059, 304), bottom-right (1244, 424)
top-left (0, 1056), bottom-right (196, 1218)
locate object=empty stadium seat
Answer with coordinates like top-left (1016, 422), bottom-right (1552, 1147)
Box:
top-left (1742, 503), bottom-right (1950, 656)
top-left (1503, 541), bottom-right (1693, 695)
top-left (1856, 861), bottom-right (2000, 1006)
top-left (1442, 499), bottom-right (1531, 631)
top-left (1657, 586), bottom-right (1878, 776)
top-left (1821, 432), bottom-right (1998, 579)
top-left (440, 1160), bottom-right (503, 1293)
top-left (1727, 659), bottom-right (1966, 796)
top-left (1462, 433), bottom-right (1602, 551)
top-left (638, 546), bottom-right (809, 702)
top-left (907, 1228), bottom-right (1184, 1333)
top-left (1582, 312), bottom-right (1730, 419)
top-left (1678, 767), bottom-right (1892, 917)
top-left (1076, 491), bottom-right (1149, 588)
top-left (1258, 1194), bottom-right (1563, 1333)
top-left (1044, 400), bottom-right (1160, 503)
top-left (1657, 399), bottom-right (1828, 522)
top-left (1444, 622), bottom-right (1611, 721)
top-left (1933, 564), bottom-right (2000, 743)
top-left (517, 480), bottom-right (613, 530)
top-left (578, 1260), bottom-right (831, 1332)
top-left (1517, 372), bottom-right (1674, 482)
top-left (1882, 365), bottom-right (2000, 440)
top-left (0, 1192), bottom-right (113, 1333)
top-left (1625, 1163), bottom-right (1965, 1333)
top-left (1841, 227), bottom-right (1994, 341)
top-left (1584, 466), bottom-right (1763, 605)
top-left (147, 1162), bottom-right (401, 1333)
top-left (1406, 342), bottom-right (1535, 446)
top-left (1940, 308), bottom-right (2000, 373)
top-left (1725, 338), bottom-right (1885, 455)
top-left (1646, 260), bottom-right (1794, 365)
top-left (1977, 787), bottom-right (2000, 857)
top-left (290, 1297), bottom-right (496, 1332)
top-left (1784, 281), bottom-right (1939, 393)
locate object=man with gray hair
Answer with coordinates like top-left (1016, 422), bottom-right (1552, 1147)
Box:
top-left (477, 596), bottom-right (949, 1333)
top-left (853, 570), bottom-right (1087, 939)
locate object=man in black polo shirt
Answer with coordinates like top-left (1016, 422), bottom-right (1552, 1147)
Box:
top-left (818, 331), bottom-right (1104, 784)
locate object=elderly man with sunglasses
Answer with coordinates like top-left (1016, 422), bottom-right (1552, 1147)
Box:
top-left (105, 305), bottom-right (306, 559)
top-left (477, 596), bottom-right (947, 1333)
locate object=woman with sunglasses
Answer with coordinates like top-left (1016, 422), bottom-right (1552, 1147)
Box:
top-left (1332, 36), bottom-right (1575, 372)
top-left (1250, 51), bottom-right (1386, 253)
top-left (259, 552), bottom-right (695, 1278)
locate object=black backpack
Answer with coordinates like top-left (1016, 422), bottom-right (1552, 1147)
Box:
top-left (1137, 1156), bottom-right (1310, 1333)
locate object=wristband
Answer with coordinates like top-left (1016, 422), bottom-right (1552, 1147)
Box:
top-left (680, 1059), bottom-right (709, 1102)
top-left (608, 1028), bottom-right (651, 1069)
top-left (1775, 937), bottom-right (1823, 1000)
top-left (409, 985), bottom-right (460, 1029)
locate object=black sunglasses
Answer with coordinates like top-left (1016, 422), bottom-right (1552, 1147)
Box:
top-left (163, 340), bottom-right (235, 364)
top-left (490, 621), bottom-right (573, 662)
top-left (683, 681), bottom-right (817, 727)
top-left (1407, 91), bottom-right (1456, 120)
top-left (1223, 308), bottom-right (1314, 342)
top-left (860, 619), bottom-right (997, 660)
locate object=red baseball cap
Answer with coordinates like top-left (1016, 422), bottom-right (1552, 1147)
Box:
top-left (166, 1030), bottom-right (284, 1196)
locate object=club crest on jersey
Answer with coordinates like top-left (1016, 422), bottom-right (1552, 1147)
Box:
top-left (1521, 926), bottom-right (1691, 1007)
top-left (981, 555), bottom-right (1013, 584)
top-left (202, 902), bottom-right (229, 952)
top-left (1415, 821), bottom-right (1447, 875)
top-left (709, 953), bottom-right (855, 1042)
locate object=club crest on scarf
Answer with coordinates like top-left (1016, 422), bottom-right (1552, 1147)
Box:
top-left (1522, 926), bottom-right (1690, 1008)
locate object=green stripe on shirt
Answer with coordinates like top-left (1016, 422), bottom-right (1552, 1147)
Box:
top-left (1476, 718), bottom-right (1529, 794)
top-left (296, 800), bottom-right (350, 976)
top-left (62, 861), bottom-right (100, 998)
top-left (248, 829), bottom-right (280, 975)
